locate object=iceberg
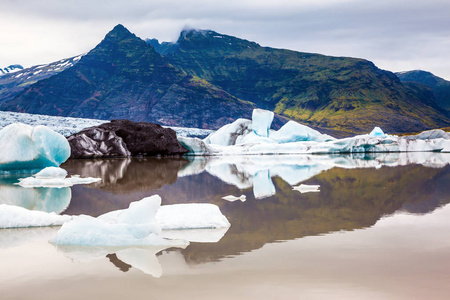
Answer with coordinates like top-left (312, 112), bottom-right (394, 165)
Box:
top-left (0, 204), bottom-right (71, 228)
top-left (252, 109), bottom-right (274, 137)
top-left (180, 109), bottom-right (449, 156)
top-left (0, 123), bottom-right (70, 173)
top-left (369, 127), bottom-right (386, 137)
top-left (155, 203), bottom-right (231, 230)
top-left (269, 120), bottom-right (335, 143)
top-left (51, 195), bottom-right (230, 246)
top-left (17, 167), bottom-right (101, 188)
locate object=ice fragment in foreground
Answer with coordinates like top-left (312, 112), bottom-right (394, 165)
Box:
top-left (0, 204), bottom-right (71, 228)
top-left (17, 167), bottom-right (101, 188)
top-left (221, 195), bottom-right (246, 202)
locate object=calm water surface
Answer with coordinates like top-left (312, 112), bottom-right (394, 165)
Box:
top-left (1, 153), bottom-right (449, 299)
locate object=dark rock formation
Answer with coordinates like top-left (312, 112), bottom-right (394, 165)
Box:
top-left (68, 120), bottom-right (188, 158)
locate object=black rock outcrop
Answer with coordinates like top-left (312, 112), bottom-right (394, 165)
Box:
top-left (68, 120), bottom-right (188, 158)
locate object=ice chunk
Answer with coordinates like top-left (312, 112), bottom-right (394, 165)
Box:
top-left (292, 184), bottom-right (320, 193)
top-left (369, 127), bottom-right (385, 137)
top-left (34, 166), bottom-right (67, 179)
top-left (204, 118), bottom-right (252, 146)
top-left (0, 204), bottom-right (71, 228)
top-left (52, 196), bottom-right (165, 246)
top-left (270, 120), bottom-right (335, 143)
top-left (0, 123), bottom-right (70, 173)
top-left (155, 203), bottom-right (230, 230)
top-left (252, 109), bottom-right (274, 137)
top-left (17, 167), bottom-right (101, 188)
top-left (221, 195), bottom-right (246, 202)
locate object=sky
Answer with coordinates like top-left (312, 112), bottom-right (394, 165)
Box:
top-left (1, 0), bottom-right (450, 80)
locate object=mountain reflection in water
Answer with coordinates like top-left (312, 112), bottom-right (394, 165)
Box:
top-left (60, 153), bottom-right (450, 264)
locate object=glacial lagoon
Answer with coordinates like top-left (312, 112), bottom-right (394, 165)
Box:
top-left (1, 153), bottom-right (450, 299)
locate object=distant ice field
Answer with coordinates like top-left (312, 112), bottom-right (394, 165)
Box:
top-left (0, 111), bottom-right (213, 138)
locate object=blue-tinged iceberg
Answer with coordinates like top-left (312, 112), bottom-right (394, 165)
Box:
top-left (0, 123), bottom-right (70, 173)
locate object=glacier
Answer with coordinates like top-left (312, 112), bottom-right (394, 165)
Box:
top-left (0, 111), bottom-right (213, 138)
top-left (0, 123), bottom-right (71, 173)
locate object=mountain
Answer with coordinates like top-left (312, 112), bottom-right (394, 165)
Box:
top-left (0, 64), bottom-right (23, 75)
top-left (0, 57), bottom-right (81, 104)
top-left (396, 70), bottom-right (450, 112)
top-left (149, 29), bottom-right (450, 135)
top-left (0, 25), bottom-right (258, 129)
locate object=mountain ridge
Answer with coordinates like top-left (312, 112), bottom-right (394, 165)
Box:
top-left (0, 25), bottom-right (260, 129)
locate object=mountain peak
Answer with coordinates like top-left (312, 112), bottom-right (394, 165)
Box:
top-left (104, 24), bottom-right (136, 41)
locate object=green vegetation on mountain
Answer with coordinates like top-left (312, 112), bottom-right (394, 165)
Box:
top-left (396, 70), bottom-right (450, 112)
top-left (150, 29), bottom-right (450, 136)
top-left (0, 25), bottom-right (255, 129)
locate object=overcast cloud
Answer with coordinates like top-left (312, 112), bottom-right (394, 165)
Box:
top-left (1, 0), bottom-right (449, 79)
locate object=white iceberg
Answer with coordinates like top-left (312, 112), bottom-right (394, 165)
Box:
top-left (292, 184), bottom-right (320, 193)
top-left (16, 167), bottom-right (101, 188)
top-left (51, 196), bottom-right (179, 246)
top-left (180, 109), bottom-right (448, 156)
top-left (204, 119), bottom-right (252, 146)
top-left (155, 203), bottom-right (230, 230)
top-left (0, 204), bottom-right (71, 228)
top-left (51, 195), bottom-right (230, 246)
top-left (0, 123), bottom-right (70, 173)
top-left (252, 108), bottom-right (274, 137)
top-left (269, 120), bottom-right (335, 143)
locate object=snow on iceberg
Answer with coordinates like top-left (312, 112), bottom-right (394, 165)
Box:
top-left (17, 167), bottom-right (101, 188)
top-left (0, 123), bottom-right (70, 173)
top-left (269, 120), bottom-right (335, 143)
top-left (0, 204), bottom-right (71, 228)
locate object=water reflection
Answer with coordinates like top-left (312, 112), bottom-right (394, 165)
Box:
top-left (53, 244), bottom-right (187, 277)
top-left (61, 153), bottom-right (450, 265)
top-left (0, 176), bottom-right (71, 214)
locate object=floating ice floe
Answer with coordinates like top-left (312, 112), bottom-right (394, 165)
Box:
top-left (50, 195), bottom-right (230, 246)
top-left (16, 167), bottom-right (101, 188)
top-left (292, 184), bottom-right (320, 193)
top-left (180, 109), bottom-right (449, 156)
top-left (0, 204), bottom-right (71, 228)
top-left (0, 123), bottom-right (71, 173)
top-left (221, 195), bottom-right (246, 202)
